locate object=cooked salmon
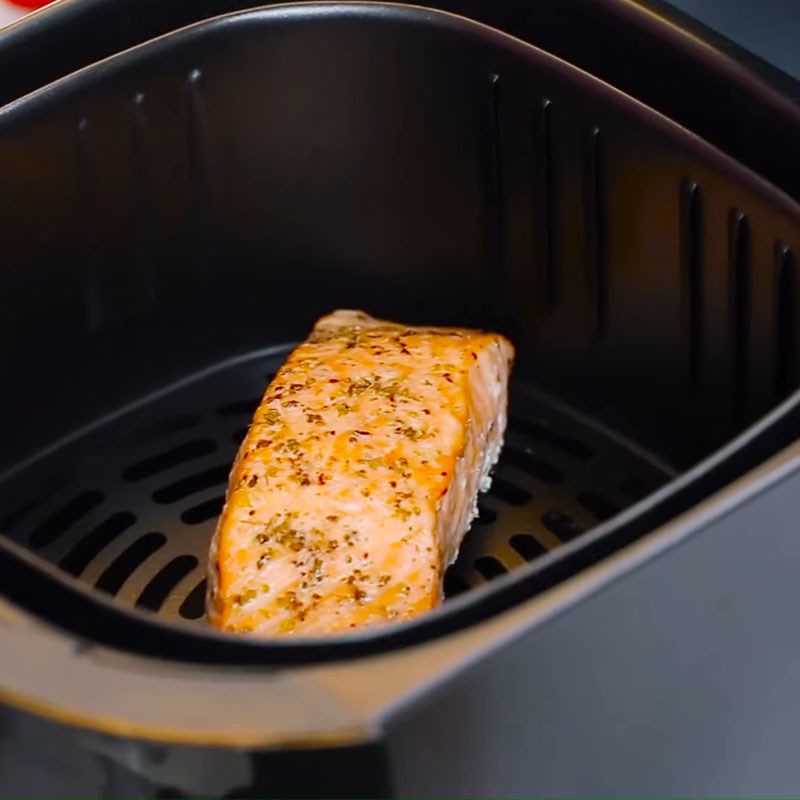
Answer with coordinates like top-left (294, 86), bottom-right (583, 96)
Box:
top-left (207, 310), bottom-right (514, 636)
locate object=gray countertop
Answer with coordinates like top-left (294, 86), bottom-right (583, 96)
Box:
top-left (667, 0), bottom-right (800, 80)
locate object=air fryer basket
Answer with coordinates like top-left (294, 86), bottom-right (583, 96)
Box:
top-left (0, 2), bottom-right (799, 668)
top-left (2, 0), bottom-right (800, 205)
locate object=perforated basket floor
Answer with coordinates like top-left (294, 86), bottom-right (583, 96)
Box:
top-left (0, 346), bottom-right (672, 627)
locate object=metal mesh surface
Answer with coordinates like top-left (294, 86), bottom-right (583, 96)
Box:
top-left (0, 346), bottom-right (672, 626)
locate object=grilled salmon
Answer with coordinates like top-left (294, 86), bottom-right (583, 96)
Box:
top-left (207, 310), bottom-right (513, 636)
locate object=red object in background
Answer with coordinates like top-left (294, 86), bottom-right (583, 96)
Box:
top-left (6, 0), bottom-right (51, 8)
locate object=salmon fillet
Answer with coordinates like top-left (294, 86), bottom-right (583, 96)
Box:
top-left (207, 310), bottom-right (514, 636)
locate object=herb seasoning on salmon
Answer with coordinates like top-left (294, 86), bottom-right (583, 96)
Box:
top-left (207, 310), bottom-right (514, 636)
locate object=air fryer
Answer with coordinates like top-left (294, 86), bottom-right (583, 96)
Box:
top-left (1, 2), bottom-right (800, 798)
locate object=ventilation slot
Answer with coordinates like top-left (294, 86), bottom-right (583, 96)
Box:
top-left (1, 478), bottom-right (65, 531)
top-left (619, 476), bottom-right (647, 500)
top-left (503, 447), bottom-right (564, 483)
top-left (489, 477), bottom-right (532, 506)
top-left (587, 125), bottom-right (607, 336)
top-left (185, 68), bottom-right (212, 281)
top-left (577, 491), bottom-right (619, 521)
top-left (137, 413), bottom-right (202, 443)
top-left (136, 555), bottom-right (199, 612)
top-left (487, 72), bottom-right (503, 287)
top-left (130, 90), bottom-right (157, 311)
top-left (59, 512), bottom-right (137, 576)
top-left (122, 439), bottom-right (216, 482)
top-left (180, 579), bottom-right (208, 620)
top-left (542, 511), bottom-right (584, 542)
top-left (477, 503), bottom-right (498, 525)
top-left (510, 533), bottom-right (546, 561)
top-left (95, 532), bottom-right (166, 596)
top-left (474, 555), bottom-right (507, 580)
top-left (0, 499), bottom-right (39, 532)
top-left (775, 245), bottom-right (798, 401)
top-left (681, 181), bottom-right (703, 385)
top-left (443, 571), bottom-right (471, 597)
top-left (730, 211), bottom-right (751, 396)
top-left (76, 116), bottom-right (105, 332)
top-left (510, 416), bottom-right (593, 460)
top-left (152, 465), bottom-right (229, 504)
top-left (181, 496), bottom-right (224, 525)
top-left (29, 490), bottom-right (104, 549)
top-left (537, 97), bottom-right (554, 309)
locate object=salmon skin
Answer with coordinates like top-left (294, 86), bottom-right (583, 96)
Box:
top-left (207, 310), bottom-right (514, 636)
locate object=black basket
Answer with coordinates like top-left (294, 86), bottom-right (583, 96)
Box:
top-left (0, 3), bottom-right (798, 666)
